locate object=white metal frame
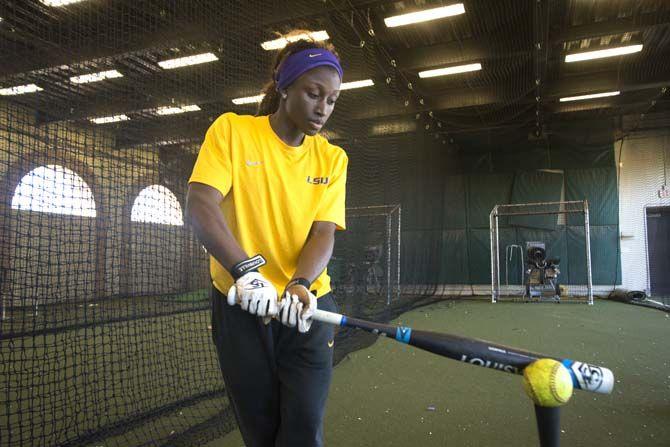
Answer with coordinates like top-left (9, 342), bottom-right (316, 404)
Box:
top-left (490, 200), bottom-right (593, 305)
top-left (346, 204), bottom-right (401, 304)
top-left (643, 204), bottom-right (670, 296)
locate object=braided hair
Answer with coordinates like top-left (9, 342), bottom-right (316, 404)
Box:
top-left (257, 31), bottom-right (340, 116)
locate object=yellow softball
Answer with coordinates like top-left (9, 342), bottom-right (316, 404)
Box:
top-left (522, 358), bottom-right (574, 407)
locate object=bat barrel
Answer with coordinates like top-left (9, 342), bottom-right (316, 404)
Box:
top-left (311, 308), bottom-right (614, 395)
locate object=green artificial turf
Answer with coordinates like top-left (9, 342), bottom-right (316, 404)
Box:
top-left (210, 299), bottom-right (670, 446)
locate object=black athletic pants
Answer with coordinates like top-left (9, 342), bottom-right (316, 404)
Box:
top-left (210, 286), bottom-right (338, 447)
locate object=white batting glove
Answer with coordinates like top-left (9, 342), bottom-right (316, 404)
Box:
top-left (227, 271), bottom-right (278, 319)
top-left (279, 285), bottom-right (316, 333)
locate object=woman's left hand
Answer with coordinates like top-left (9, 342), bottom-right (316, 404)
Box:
top-left (279, 284), bottom-right (316, 333)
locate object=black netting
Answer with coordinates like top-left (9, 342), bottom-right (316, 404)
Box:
top-left (0, 2), bottom-right (453, 446)
top-left (3, 1), bottom-right (666, 445)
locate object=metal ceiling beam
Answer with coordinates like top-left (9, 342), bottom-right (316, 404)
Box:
top-left (0, 0), bottom-right (386, 79)
top-left (115, 103), bottom-right (670, 148)
top-left (77, 68), bottom-right (670, 147)
top-left (393, 13), bottom-right (670, 71)
top-left (34, 63), bottom-right (373, 124)
top-left (554, 11), bottom-right (670, 43)
top-left (36, 87), bottom-right (246, 125)
top-left (35, 64), bottom-right (670, 129)
top-left (5, 3), bottom-right (670, 79)
top-left (351, 70), bottom-right (670, 121)
top-left (551, 93), bottom-right (669, 114)
top-left (394, 40), bottom-right (493, 70)
top-left (445, 111), bottom-right (670, 138)
top-left (113, 114), bottom-right (212, 149)
top-left (347, 107), bottom-right (670, 141)
top-left (546, 73), bottom-right (670, 98)
top-left (40, 54), bottom-right (663, 125)
top-left (0, 24), bottom-right (211, 78)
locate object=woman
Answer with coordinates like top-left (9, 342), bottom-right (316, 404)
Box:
top-left (186, 33), bottom-right (348, 447)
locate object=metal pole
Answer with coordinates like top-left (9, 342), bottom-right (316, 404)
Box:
top-left (518, 245), bottom-right (524, 294)
top-left (397, 205), bottom-right (401, 300)
top-left (386, 213), bottom-right (392, 305)
top-left (643, 204), bottom-right (652, 296)
top-left (505, 245), bottom-right (510, 288)
top-left (495, 213), bottom-right (501, 302)
top-left (347, 205), bottom-right (399, 211)
top-left (584, 200), bottom-right (594, 305)
top-left (490, 206), bottom-right (498, 303)
top-left (505, 245), bottom-right (524, 295)
top-left (496, 200), bottom-right (584, 208)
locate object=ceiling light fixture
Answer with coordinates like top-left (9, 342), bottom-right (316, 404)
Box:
top-left (158, 52), bottom-right (218, 69)
top-left (232, 94), bottom-right (265, 105)
top-left (231, 79), bottom-right (374, 104)
top-left (418, 63), bottom-right (482, 78)
top-left (340, 79), bottom-right (374, 90)
top-left (559, 91), bottom-right (620, 102)
top-left (156, 138), bottom-right (194, 146)
top-left (0, 84), bottom-right (43, 95)
top-left (565, 44), bottom-right (643, 63)
top-left (371, 120), bottom-right (417, 135)
top-left (385, 3), bottom-right (465, 28)
top-left (70, 70), bottom-right (123, 84)
top-left (40, 0), bottom-right (87, 6)
top-left (155, 104), bottom-right (201, 115)
top-left (90, 114), bottom-right (130, 124)
top-left (261, 31), bottom-right (330, 51)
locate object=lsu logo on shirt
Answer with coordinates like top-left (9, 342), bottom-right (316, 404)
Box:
top-left (306, 176), bottom-right (329, 185)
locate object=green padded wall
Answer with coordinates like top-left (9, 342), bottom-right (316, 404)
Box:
top-left (439, 230), bottom-right (469, 284)
top-left (566, 168), bottom-right (618, 226)
top-left (509, 170), bottom-right (564, 230)
top-left (467, 174), bottom-right (514, 229)
top-left (442, 175), bottom-right (467, 230)
top-left (567, 225), bottom-right (621, 285)
top-left (434, 143), bottom-right (619, 285)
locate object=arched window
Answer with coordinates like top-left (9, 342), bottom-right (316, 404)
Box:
top-left (11, 164), bottom-right (97, 217)
top-left (131, 185), bottom-right (184, 226)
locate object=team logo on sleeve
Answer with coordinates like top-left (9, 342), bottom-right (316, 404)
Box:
top-left (306, 176), bottom-right (329, 185)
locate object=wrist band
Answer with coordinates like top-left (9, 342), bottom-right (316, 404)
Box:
top-left (287, 277), bottom-right (311, 290)
top-left (230, 254), bottom-right (266, 280)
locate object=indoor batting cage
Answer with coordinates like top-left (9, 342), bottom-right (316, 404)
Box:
top-left (1, 0), bottom-right (670, 446)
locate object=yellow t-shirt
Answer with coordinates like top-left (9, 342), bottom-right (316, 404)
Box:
top-left (188, 112), bottom-right (348, 298)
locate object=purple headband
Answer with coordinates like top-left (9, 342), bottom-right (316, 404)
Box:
top-left (275, 48), bottom-right (343, 91)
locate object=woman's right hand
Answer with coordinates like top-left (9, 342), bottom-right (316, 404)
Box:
top-left (227, 272), bottom-right (279, 318)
